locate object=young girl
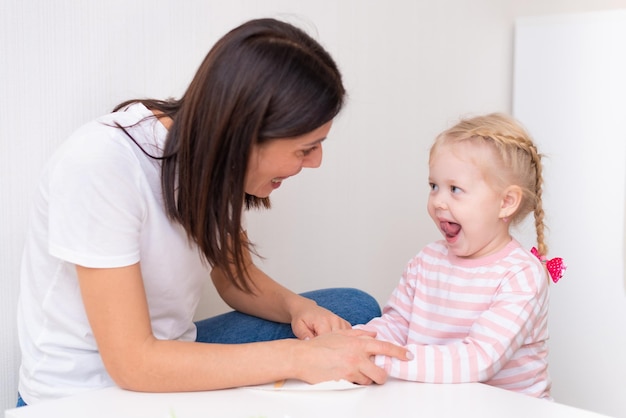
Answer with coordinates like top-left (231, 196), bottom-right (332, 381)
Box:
top-left (357, 113), bottom-right (565, 399)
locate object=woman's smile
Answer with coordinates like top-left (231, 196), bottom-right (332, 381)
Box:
top-left (245, 121), bottom-right (332, 197)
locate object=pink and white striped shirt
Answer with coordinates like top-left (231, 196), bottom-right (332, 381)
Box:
top-left (358, 239), bottom-right (551, 398)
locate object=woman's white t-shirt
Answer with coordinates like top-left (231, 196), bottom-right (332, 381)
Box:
top-left (17, 104), bottom-right (210, 404)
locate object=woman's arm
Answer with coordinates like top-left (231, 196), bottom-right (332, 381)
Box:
top-left (77, 263), bottom-right (410, 392)
top-left (210, 234), bottom-right (352, 339)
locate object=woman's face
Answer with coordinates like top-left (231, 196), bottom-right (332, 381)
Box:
top-left (245, 120), bottom-right (333, 198)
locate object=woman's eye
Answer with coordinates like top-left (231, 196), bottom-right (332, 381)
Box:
top-left (301, 146), bottom-right (317, 156)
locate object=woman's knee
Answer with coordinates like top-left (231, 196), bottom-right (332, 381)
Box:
top-left (301, 287), bottom-right (381, 325)
top-left (16, 393), bottom-right (27, 408)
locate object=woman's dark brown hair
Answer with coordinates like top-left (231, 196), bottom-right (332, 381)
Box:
top-left (113, 18), bottom-right (345, 292)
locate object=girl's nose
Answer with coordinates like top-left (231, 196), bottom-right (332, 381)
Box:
top-left (430, 193), bottom-right (447, 210)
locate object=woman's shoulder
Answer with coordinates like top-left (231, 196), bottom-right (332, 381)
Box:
top-left (54, 104), bottom-right (163, 168)
top-left (95, 102), bottom-right (156, 131)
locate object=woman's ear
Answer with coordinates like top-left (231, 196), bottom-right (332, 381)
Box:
top-left (499, 185), bottom-right (523, 219)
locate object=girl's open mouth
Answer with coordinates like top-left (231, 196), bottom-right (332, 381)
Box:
top-left (440, 221), bottom-right (461, 238)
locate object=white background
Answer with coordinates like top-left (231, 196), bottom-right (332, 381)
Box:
top-left (1, 1), bottom-right (625, 416)
top-left (513, 11), bottom-right (626, 417)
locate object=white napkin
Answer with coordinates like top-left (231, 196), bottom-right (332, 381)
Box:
top-left (246, 379), bottom-right (365, 391)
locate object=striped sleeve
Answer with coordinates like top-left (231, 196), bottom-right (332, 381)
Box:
top-left (355, 262), bottom-right (416, 345)
top-left (365, 242), bottom-right (549, 392)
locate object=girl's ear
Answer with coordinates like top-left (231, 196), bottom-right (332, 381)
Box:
top-left (499, 185), bottom-right (523, 219)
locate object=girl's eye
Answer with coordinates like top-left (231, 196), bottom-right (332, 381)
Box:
top-left (451, 185), bottom-right (461, 193)
top-left (429, 183), bottom-right (438, 192)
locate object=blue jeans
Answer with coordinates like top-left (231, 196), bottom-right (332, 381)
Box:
top-left (195, 288), bottom-right (380, 343)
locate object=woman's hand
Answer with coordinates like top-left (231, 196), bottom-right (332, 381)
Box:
top-left (293, 328), bottom-right (411, 385)
top-left (289, 297), bottom-right (351, 339)
top-left (76, 263), bottom-right (410, 391)
top-left (212, 250), bottom-right (356, 338)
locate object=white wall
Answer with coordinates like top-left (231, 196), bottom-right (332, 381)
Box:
top-left (513, 10), bottom-right (626, 417)
top-left (2, 0), bottom-right (626, 415)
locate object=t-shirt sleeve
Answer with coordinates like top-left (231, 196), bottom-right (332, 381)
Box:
top-left (47, 127), bottom-right (146, 268)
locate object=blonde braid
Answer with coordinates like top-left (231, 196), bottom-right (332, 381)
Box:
top-left (528, 142), bottom-right (547, 257)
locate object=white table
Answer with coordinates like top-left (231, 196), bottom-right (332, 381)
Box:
top-left (4, 379), bottom-right (610, 418)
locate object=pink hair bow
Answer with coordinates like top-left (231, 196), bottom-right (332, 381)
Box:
top-left (531, 247), bottom-right (566, 283)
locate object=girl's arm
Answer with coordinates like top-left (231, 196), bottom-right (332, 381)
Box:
top-left (354, 264), bottom-right (414, 345)
top-left (375, 264), bottom-right (549, 384)
top-left (77, 263), bottom-right (410, 392)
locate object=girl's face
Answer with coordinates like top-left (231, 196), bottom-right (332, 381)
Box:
top-left (427, 141), bottom-right (511, 259)
top-left (245, 121), bottom-right (332, 198)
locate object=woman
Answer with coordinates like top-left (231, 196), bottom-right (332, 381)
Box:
top-left (16, 18), bottom-right (410, 406)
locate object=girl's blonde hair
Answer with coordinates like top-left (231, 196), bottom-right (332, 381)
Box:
top-left (430, 113), bottom-right (548, 256)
